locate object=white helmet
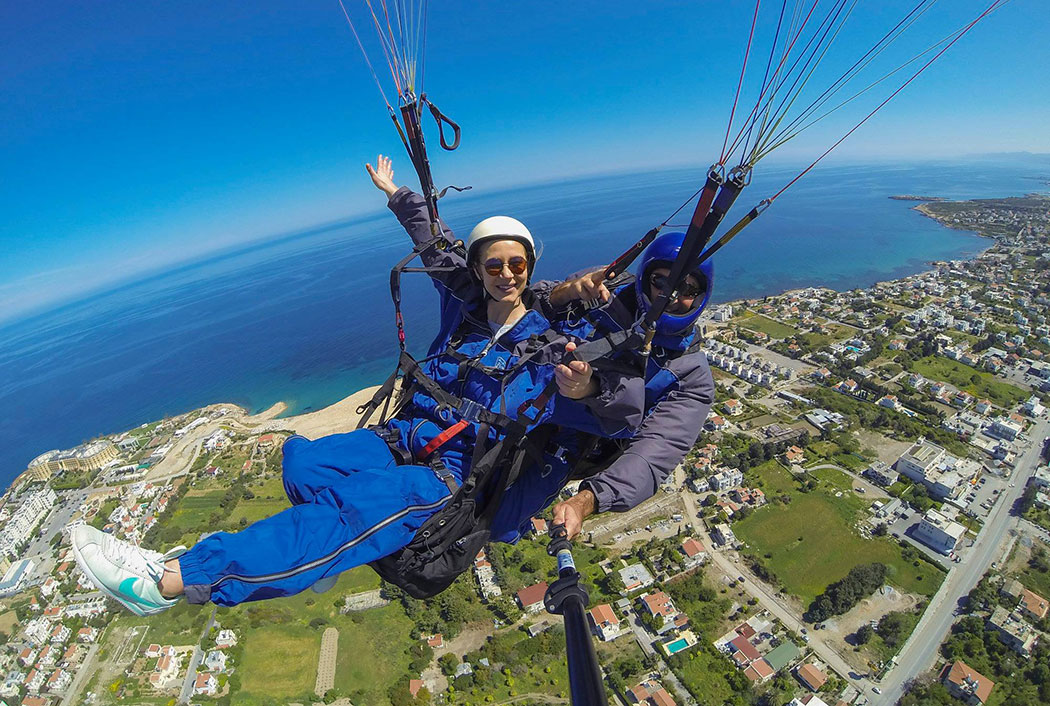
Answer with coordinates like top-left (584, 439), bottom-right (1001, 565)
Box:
top-left (465, 216), bottom-right (536, 264)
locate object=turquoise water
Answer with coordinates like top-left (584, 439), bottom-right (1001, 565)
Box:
top-left (665, 638), bottom-right (690, 654)
top-left (1, 156), bottom-right (1047, 490)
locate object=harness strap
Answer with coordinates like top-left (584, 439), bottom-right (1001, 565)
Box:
top-left (418, 419), bottom-right (470, 459)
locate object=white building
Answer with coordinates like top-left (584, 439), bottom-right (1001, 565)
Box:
top-left (0, 488), bottom-right (57, 558)
top-left (988, 418), bottom-right (1023, 441)
top-left (712, 523), bottom-right (737, 546)
top-left (894, 438), bottom-right (974, 500)
top-left (913, 509), bottom-right (966, 555)
top-left (709, 468), bottom-right (744, 492)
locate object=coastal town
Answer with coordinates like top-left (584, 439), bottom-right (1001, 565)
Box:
top-left (1, 193), bottom-right (1049, 706)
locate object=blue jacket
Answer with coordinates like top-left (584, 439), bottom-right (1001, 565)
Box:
top-left (532, 279), bottom-right (716, 512)
top-left (384, 188), bottom-right (644, 481)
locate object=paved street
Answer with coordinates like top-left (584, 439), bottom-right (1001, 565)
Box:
top-left (871, 418), bottom-right (1050, 706)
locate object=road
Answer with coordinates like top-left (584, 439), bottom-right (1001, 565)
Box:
top-left (60, 642), bottom-right (100, 706)
top-left (178, 607), bottom-right (216, 704)
top-left (871, 418), bottom-right (1049, 706)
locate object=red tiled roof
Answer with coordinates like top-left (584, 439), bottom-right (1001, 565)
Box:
top-left (1020, 588), bottom-right (1049, 619)
top-left (649, 688), bottom-right (677, 706)
top-left (944, 660), bottom-right (994, 703)
top-left (729, 635), bottom-right (760, 663)
top-left (589, 604), bottom-right (618, 627)
top-left (681, 538), bottom-right (705, 557)
top-left (516, 582), bottom-right (549, 608)
top-left (797, 664), bottom-right (827, 691)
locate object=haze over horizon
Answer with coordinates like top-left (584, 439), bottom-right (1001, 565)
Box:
top-left (3, 2), bottom-right (1048, 325)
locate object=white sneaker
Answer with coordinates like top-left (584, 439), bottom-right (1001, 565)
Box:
top-left (71, 525), bottom-right (184, 617)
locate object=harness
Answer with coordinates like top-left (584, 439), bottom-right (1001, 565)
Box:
top-left (356, 237), bottom-right (570, 597)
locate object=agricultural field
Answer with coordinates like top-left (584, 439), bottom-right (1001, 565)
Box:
top-left (911, 356), bottom-right (1026, 407)
top-left (734, 462), bottom-right (944, 605)
top-left (736, 313), bottom-right (798, 339)
top-left (228, 475), bottom-right (291, 525)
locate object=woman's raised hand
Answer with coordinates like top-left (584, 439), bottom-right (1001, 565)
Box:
top-left (366, 154), bottom-right (399, 197)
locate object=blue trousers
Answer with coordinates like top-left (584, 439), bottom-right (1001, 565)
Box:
top-left (178, 431), bottom-right (452, 606)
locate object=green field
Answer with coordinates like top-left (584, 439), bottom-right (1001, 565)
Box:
top-left (911, 356), bottom-right (1026, 407)
top-left (735, 463), bottom-right (944, 604)
top-left (221, 567), bottom-right (417, 706)
top-left (235, 621), bottom-right (322, 703)
top-left (737, 313), bottom-right (798, 339)
top-left (228, 476), bottom-right (291, 525)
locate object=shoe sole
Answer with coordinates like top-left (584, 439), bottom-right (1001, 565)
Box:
top-left (71, 528), bottom-right (155, 617)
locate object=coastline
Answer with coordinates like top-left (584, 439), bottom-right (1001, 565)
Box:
top-left (5, 191), bottom-right (1044, 498)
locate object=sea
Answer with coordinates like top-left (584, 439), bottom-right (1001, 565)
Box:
top-left (2, 157), bottom-right (1048, 493)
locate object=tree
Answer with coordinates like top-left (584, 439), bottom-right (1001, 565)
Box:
top-left (438, 653), bottom-right (460, 677)
top-left (805, 563), bottom-right (888, 622)
top-left (855, 624), bottom-right (874, 644)
top-left (873, 522), bottom-right (888, 537)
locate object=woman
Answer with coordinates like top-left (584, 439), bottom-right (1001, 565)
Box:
top-left (71, 156), bottom-right (642, 613)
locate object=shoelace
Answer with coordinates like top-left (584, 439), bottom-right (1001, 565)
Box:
top-left (101, 534), bottom-right (166, 581)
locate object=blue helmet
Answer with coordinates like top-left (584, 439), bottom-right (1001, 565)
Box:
top-left (634, 231), bottom-right (714, 335)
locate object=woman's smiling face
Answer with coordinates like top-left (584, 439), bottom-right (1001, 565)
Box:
top-left (475, 239), bottom-right (529, 304)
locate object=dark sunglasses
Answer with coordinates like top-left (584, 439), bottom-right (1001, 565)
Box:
top-left (650, 272), bottom-right (704, 299)
top-left (482, 256), bottom-right (528, 277)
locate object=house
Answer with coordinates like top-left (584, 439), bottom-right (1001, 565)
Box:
top-left (516, 582), bottom-right (549, 612)
top-left (742, 658), bottom-right (775, 684)
top-left (913, 509), bottom-right (966, 555)
top-left (21, 697), bottom-right (49, 706)
top-left (588, 604), bottom-right (623, 642)
top-left (783, 446), bottom-right (805, 465)
top-left (145, 644), bottom-right (162, 659)
top-left (1018, 588), bottom-right (1049, 621)
top-left (795, 663), bottom-right (827, 691)
top-left (193, 673), bottom-right (218, 696)
top-left (709, 468), bottom-right (744, 491)
top-left (214, 630), bottom-right (237, 649)
top-left (680, 538), bottom-right (707, 567)
top-left (627, 679), bottom-right (676, 706)
top-left (987, 607), bottom-right (1039, 656)
top-left (618, 563), bottom-right (655, 594)
top-left (723, 399), bottom-right (743, 416)
top-left (408, 679), bottom-right (424, 698)
top-left (941, 660), bottom-right (994, 705)
top-left (76, 627), bottom-right (98, 643)
top-left (878, 394), bottom-right (902, 411)
top-left (203, 650), bottom-right (227, 672)
top-left (640, 592), bottom-right (683, 634)
top-left (712, 523), bottom-right (736, 546)
top-left (46, 669), bottom-right (71, 693)
top-left (863, 461), bottom-right (898, 487)
top-left (530, 517), bottom-right (549, 535)
top-left (426, 634), bottom-right (444, 649)
top-left (728, 635), bottom-right (761, 667)
top-left (787, 696), bottom-right (830, 706)
top-left (706, 414), bottom-right (727, 431)
top-left (834, 379), bottom-right (859, 395)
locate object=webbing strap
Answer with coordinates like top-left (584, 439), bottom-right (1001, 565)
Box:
top-left (418, 419), bottom-right (470, 458)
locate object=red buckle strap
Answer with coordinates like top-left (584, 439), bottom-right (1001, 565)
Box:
top-left (419, 419), bottom-right (470, 459)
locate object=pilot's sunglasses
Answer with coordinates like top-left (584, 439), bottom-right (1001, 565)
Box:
top-left (483, 257), bottom-right (529, 276)
top-left (650, 273), bottom-right (703, 299)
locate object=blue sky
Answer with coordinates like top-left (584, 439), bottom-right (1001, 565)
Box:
top-left (2, 1), bottom-right (1047, 324)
